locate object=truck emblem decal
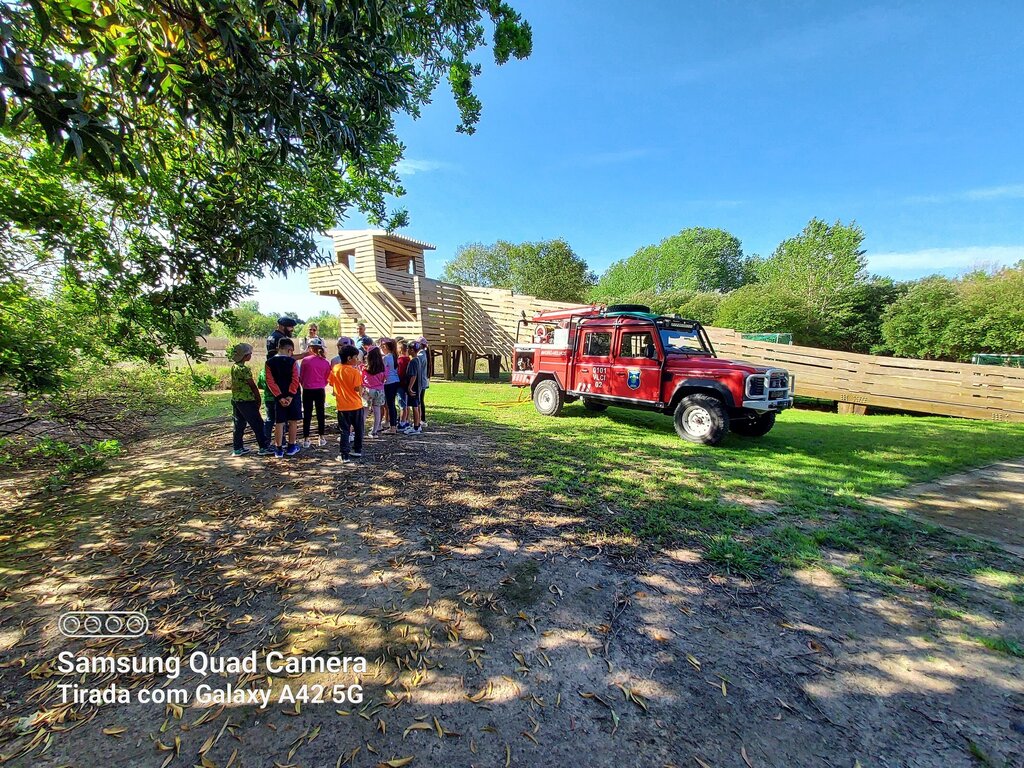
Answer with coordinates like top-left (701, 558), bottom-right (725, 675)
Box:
top-left (627, 368), bottom-right (641, 390)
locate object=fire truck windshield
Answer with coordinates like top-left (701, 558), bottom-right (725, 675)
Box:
top-left (658, 327), bottom-right (711, 355)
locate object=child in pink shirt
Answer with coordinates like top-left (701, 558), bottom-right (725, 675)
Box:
top-left (362, 347), bottom-right (387, 437)
top-left (299, 339), bottom-right (333, 447)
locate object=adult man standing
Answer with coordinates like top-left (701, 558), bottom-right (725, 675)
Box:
top-left (355, 322), bottom-right (373, 348)
top-left (267, 317), bottom-right (310, 359)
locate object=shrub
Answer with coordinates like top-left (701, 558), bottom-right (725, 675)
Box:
top-left (715, 284), bottom-right (812, 341)
top-left (1, 436), bottom-right (122, 492)
top-left (676, 291), bottom-right (723, 325)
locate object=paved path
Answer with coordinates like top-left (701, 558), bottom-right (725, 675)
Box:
top-left (873, 458), bottom-right (1024, 557)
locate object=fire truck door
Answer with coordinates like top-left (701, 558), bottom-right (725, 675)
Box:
top-left (574, 329), bottom-right (613, 394)
top-left (607, 328), bottom-right (662, 401)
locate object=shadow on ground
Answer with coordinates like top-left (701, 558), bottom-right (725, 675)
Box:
top-left (0, 397), bottom-right (1022, 768)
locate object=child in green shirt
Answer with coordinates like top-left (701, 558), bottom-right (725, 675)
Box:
top-left (230, 344), bottom-right (273, 457)
top-left (256, 366), bottom-right (276, 445)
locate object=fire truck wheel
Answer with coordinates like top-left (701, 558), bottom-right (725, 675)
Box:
top-left (674, 394), bottom-right (729, 445)
top-left (533, 380), bottom-right (565, 417)
top-left (582, 399), bottom-right (608, 412)
top-left (731, 412), bottom-right (776, 437)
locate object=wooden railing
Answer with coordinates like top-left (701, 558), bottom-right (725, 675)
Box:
top-left (706, 327), bottom-right (1024, 422)
top-left (308, 263), bottom-right (395, 338)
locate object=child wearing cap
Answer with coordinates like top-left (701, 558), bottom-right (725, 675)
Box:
top-left (328, 345), bottom-right (364, 463)
top-left (265, 337), bottom-right (302, 458)
top-left (230, 343), bottom-right (272, 457)
top-left (331, 337), bottom-right (354, 366)
top-left (299, 338), bottom-right (332, 447)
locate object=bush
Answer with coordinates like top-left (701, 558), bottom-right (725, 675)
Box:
top-left (0, 436), bottom-right (122, 491)
top-left (878, 277), bottom-right (964, 359)
top-left (676, 291), bottom-right (723, 325)
top-left (715, 285), bottom-right (811, 340)
top-left (879, 266), bottom-right (1024, 361)
top-left (184, 363), bottom-right (234, 391)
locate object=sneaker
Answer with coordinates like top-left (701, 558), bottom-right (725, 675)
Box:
top-left (318, 436), bottom-right (327, 447)
top-left (274, 446), bottom-right (285, 459)
top-left (302, 438), bottom-right (311, 448)
top-left (257, 447), bottom-right (275, 456)
top-left (398, 422), bottom-right (409, 430)
top-left (232, 447), bottom-right (251, 456)
top-left (351, 451), bottom-right (363, 458)
top-left (403, 426), bottom-right (421, 435)
top-left (285, 443), bottom-right (301, 456)
top-left (335, 454), bottom-right (351, 464)
top-left (420, 421), bottom-right (428, 429)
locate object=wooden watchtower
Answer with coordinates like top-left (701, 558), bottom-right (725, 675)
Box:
top-left (308, 230), bottom-right (584, 377)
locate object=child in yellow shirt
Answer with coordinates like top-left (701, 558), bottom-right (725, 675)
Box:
top-left (327, 345), bottom-right (364, 463)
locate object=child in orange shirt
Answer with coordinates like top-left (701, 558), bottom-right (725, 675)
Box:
top-left (327, 345), bottom-right (364, 463)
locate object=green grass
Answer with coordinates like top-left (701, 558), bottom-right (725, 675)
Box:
top-left (969, 635), bottom-right (1024, 658)
top-left (426, 379), bottom-right (1024, 586)
top-left (156, 390), bottom-right (234, 430)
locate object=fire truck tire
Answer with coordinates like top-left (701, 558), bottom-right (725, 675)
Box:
top-left (582, 398), bottom-right (608, 412)
top-left (533, 380), bottom-right (564, 417)
top-left (673, 394), bottom-right (729, 445)
top-left (731, 412), bottom-right (776, 438)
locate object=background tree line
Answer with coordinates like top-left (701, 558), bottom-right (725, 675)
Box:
top-left (206, 302), bottom-right (340, 341)
top-left (442, 220), bottom-right (1024, 362)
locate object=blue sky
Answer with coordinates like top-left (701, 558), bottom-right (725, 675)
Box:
top-left (253, 0), bottom-right (1024, 315)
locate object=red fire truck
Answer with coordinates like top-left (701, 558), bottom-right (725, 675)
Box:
top-left (511, 305), bottom-right (794, 445)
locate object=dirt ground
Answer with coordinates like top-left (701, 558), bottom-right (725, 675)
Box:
top-left (872, 459), bottom-right (1024, 558)
top-left (1, 418), bottom-right (1022, 768)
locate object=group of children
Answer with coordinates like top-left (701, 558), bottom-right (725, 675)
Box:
top-left (229, 318), bottom-right (432, 464)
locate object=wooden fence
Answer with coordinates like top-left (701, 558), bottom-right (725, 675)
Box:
top-left (706, 327), bottom-right (1024, 423)
top-left (189, 328), bottom-right (1024, 423)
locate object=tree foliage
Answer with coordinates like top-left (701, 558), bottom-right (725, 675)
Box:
top-left (880, 265), bottom-right (1024, 361)
top-left (442, 239), bottom-right (595, 302)
top-left (0, 0), bottom-right (531, 392)
top-left (715, 284), bottom-right (812, 341)
top-left (590, 227), bottom-right (749, 302)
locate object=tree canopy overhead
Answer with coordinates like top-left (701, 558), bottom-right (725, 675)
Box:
top-left (0, 0), bottom-right (532, 392)
top-left (0, 0), bottom-right (532, 176)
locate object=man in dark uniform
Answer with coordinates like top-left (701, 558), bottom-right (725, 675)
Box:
top-left (267, 317), bottom-right (297, 357)
top-left (266, 317), bottom-right (310, 359)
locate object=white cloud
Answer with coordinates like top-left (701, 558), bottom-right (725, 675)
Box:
top-left (395, 158), bottom-right (448, 176)
top-left (905, 184), bottom-right (1024, 204)
top-left (963, 184), bottom-right (1024, 201)
top-left (868, 246), bottom-right (1024, 274)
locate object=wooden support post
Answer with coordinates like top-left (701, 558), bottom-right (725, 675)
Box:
top-left (488, 355), bottom-right (502, 379)
top-left (441, 345), bottom-right (452, 380)
top-left (838, 402), bottom-right (869, 416)
top-left (467, 351), bottom-right (477, 380)
top-left (451, 348), bottom-right (462, 378)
